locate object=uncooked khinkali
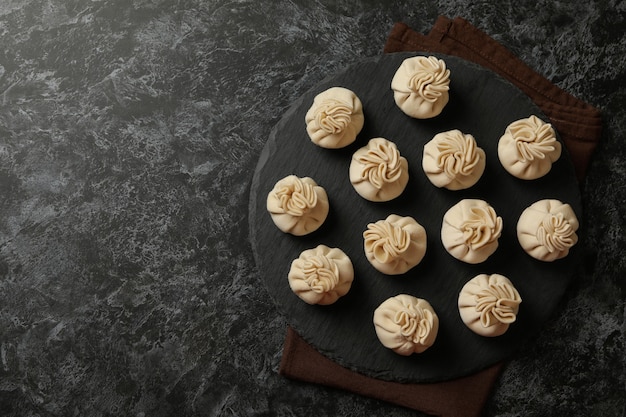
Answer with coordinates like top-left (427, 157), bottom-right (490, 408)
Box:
top-left (349, 138), bottom-right (409, 202)
top-left (266, 175), bottom-right (329, 236)
top-left (517, 199), bottom-right (579, 261)
top-left (497, 115), bottom-right (561, 180)
top-left (441, 199), bottom-right (503, 264)
top-left (373, 294), bottom-right (439, 355)
top-left (305, 86), bottom-right (364, 149)
top-left (391, 55), bottom-right (450, 119)
top-left (363, 215), bottom-right (427, 275)
top-left (422, 129), bottom-right (486, 190)
top-left (288, 245), bottom-right (354, 305)
top-left (458, 274), bottom-right (522, 337)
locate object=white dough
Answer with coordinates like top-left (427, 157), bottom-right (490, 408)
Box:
top-left (458, 273), bottom-right (521, 337)
top-left (349, 138), bottom-right (409, 202)
top-left (305, 86), bottom-right (364, 149)
top-left (288, 245), bottom-right (354, 305)
top-left (517, 199), bottom-right (579, 261)
top-left (266, 175), bottom-right (329, 236)
top-left (373, 294), bottom-right (439, 355)
top-left (498, 115), bottom-right (561, 180)
top-left (363, 214), bottom-right (427, 275)
top-left (391, 55), bottom-right (450, 119)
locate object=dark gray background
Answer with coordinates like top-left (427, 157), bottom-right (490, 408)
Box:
top-left (0, 1), bottom-right (624, 416)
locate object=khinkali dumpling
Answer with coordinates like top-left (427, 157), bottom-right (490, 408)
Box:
top-left (497, 115), bottom-right (561, 180)
top-left (441, 199), bottom-right (503, 264)
top-left (349, 138), bottom-right (409, 202)
top-left (391, 55), bottom-right (450, 119)
top-left (363, 215), bottom-right (427, 275)
top-left (266, 175), bottom-right (329, 236)
top-left (373, 294), bottom-right (439, 355)
top-left (288, 245), bottom-right (354, 305)
top-left (305, 86), bottom-right (364, 149)
top-left (458, 274), bottom-right (522, 337)
top-left (517, 199), bottom-right (579, 261)
top-left (422, 129), bottom-right (486, 190)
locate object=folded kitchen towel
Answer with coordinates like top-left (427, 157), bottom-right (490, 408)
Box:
top-left (384, 16), bottom-right (603, 181)
top-left (279, 16), bottom-right (602, 417)
top-left (280, 326), bottom-right (504, 417)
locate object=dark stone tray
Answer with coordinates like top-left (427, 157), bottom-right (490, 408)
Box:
top-left (249, 52), bottom-right (582, 383)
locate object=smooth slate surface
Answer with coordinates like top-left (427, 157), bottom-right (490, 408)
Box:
top-left (250, 52), bottom-right (581, 383)
top-left (0, 1), bottom-right (625, 416)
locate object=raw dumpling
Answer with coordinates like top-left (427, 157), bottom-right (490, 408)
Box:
top-left (497, 115), bottom-right (561, 180)
top-left (517, 199), bottom-right (579, 261)
top-left (373, 294), bottom-right (439, 355)
top-left (363, 214), bottom-right (427, 275)
top-left (422, 129), bottom-right (486, 190)
top-left (349, 138), bottom-right (409, 202)
top-left (391, 55), bottom-right (450, 119)
top-left (266, 175), bottom-right (329, 236)
top-left (441, 199), bottom-right (503, 264)
top-left (288, 245), bottom-right (354, 305)
top-left (305, 86), bottom-right (364, 149)
top-left (458, 274), bottom-right (522, 337)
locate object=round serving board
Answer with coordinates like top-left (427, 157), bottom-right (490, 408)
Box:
top-left (248, 52), bottom-right (582, 383)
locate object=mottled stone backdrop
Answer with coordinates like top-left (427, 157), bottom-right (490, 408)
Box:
top-left (0, 1), bottom-right (624, 416)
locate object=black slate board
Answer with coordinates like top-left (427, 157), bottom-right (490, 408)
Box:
top-left (248, 52), bottom-right (582, 383)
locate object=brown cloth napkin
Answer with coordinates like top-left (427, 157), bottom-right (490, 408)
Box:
top-left (384, 16), bottom-right (603, 181)
top-left (279, 16), bottom-right (602, 417)
top-left (280, 327), bottom-right (505, 417)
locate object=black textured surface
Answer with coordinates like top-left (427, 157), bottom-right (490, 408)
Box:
top-left (0, 1), bottom-right (624, 416)
top-left (250, 52), bottom-right (581, 383)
